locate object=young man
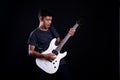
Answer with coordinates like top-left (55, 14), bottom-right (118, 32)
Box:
top-left (27, 9), bottom-right (75, 80)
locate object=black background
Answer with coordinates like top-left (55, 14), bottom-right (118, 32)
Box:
top-left (1, 0), bottom-right (118, 80)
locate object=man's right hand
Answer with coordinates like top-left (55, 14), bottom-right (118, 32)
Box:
top-left (43, 53), bottom-right (56, 60)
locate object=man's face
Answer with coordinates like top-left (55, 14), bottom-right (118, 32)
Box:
top-left (42, 16), bottom-right (52, 29)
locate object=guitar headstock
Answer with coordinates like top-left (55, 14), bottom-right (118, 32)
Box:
top-left (76, 19), bottom-right (83, 26)
top-left (76, 20), bottom-right (80, 24)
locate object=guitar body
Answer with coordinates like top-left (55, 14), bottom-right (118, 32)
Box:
top-left (35, 38), bottom-right (67, 74)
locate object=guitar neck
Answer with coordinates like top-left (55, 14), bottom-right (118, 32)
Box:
top-left (56, 23), bottom-right (79, 51)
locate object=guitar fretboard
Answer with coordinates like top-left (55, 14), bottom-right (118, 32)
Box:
top-left (55, 23), bottom-right (79, 51)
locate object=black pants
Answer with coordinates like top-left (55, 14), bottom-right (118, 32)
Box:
top-left (32, 64), bottom-right (71, 80)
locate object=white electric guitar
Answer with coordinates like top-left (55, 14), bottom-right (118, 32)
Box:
top-left (35, 20), bottom-right (80, 74)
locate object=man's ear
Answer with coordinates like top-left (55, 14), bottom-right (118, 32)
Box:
top-left (39, 17), bottom-right (43, 27)
top-left (39, 16), bottom-right (43, 22)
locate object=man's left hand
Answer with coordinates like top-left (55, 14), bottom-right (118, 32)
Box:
top-left (68, 28), bottom-right (76, 36)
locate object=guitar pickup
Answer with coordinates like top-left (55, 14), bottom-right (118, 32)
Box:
top-left (52, 50), bottom-right (58, 55)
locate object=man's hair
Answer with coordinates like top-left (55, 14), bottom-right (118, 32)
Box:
top-left (38, 9), bottom-right (53, 18)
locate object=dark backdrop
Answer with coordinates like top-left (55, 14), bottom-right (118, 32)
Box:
top-left (1, 0), bottom-right (118, 80)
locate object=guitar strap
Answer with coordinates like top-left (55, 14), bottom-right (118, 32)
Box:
top-left (49, 27), bottom-right (59, 45)
top-left (49, 27), bottom-right (57, 38)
